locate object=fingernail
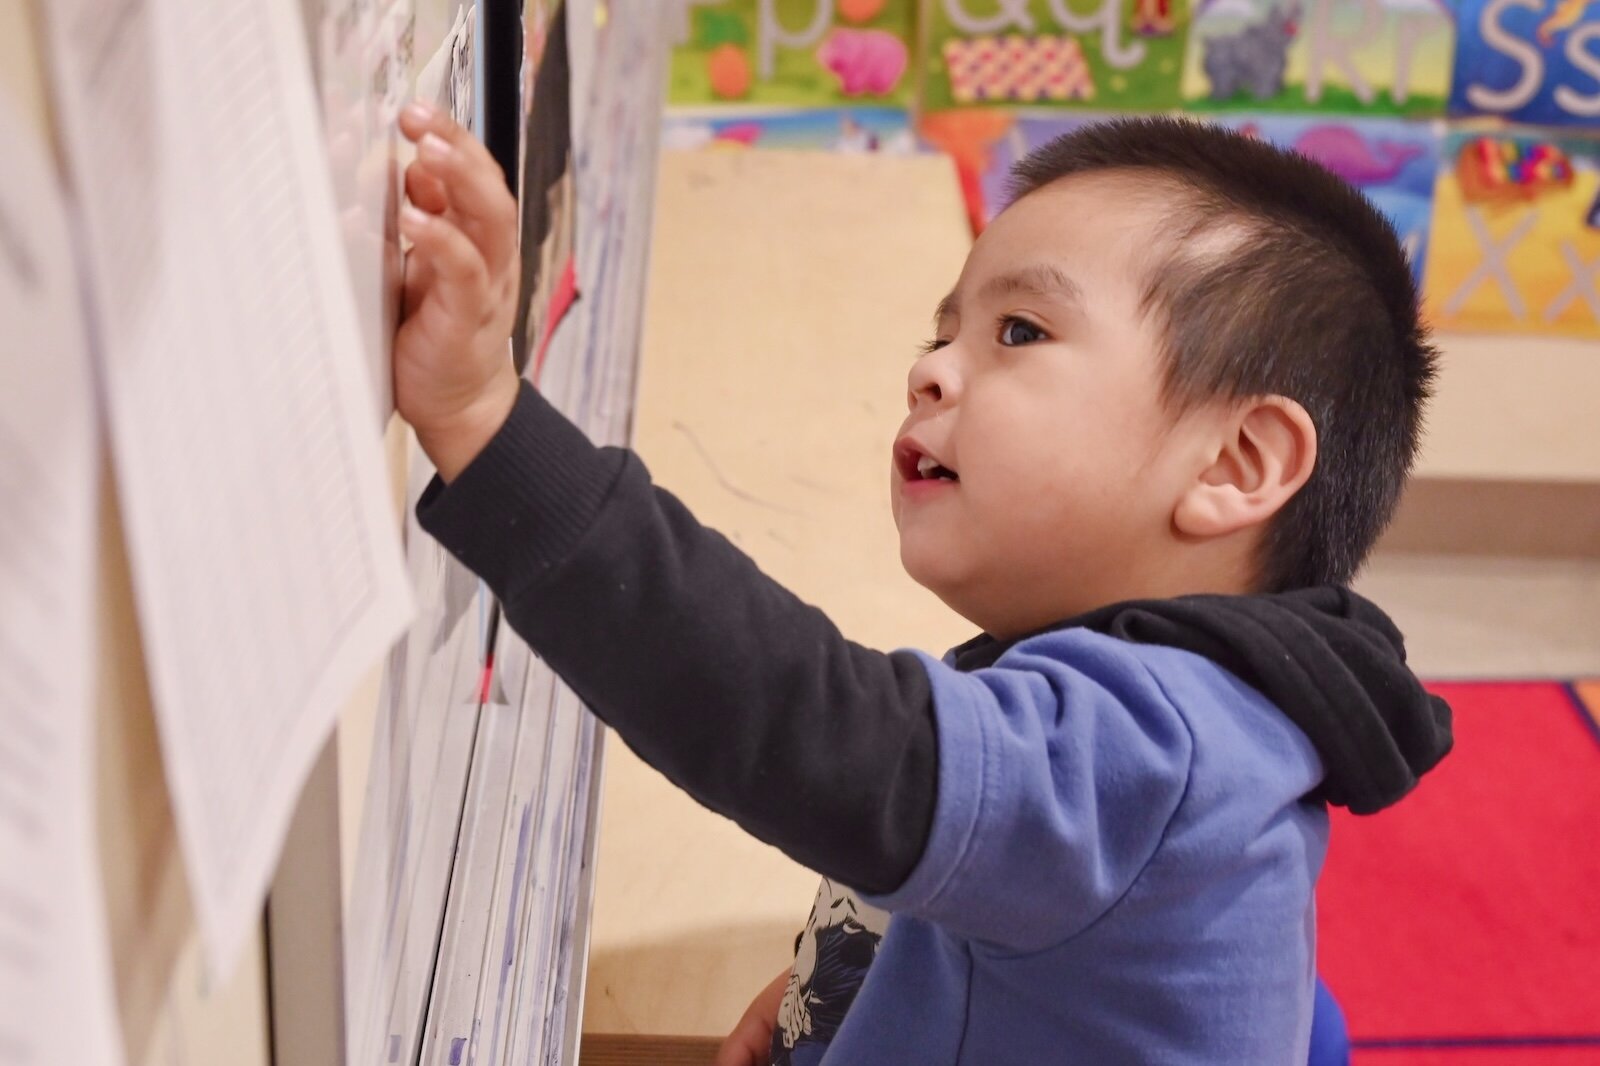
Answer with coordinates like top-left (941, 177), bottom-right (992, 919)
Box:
top-left (419, 132), bottom-right (453, 162)
top-left (404, 100), bottom-right (437, 125)
top-left (401, 203), bottom-right (431, 229)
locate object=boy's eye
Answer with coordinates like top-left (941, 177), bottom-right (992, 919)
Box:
top-left (998, 316), bottom-right (1046, 346)
top-left (918, 338), bottom-right (950, 355)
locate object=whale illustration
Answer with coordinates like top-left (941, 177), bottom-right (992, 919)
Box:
top-left (1293, 125), bottom-right (1426, 185)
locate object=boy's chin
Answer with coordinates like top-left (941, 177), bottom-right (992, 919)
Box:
top-left (898, 539), bottom-right (970, 601)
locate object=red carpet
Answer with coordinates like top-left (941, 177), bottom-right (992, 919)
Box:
top-left (1316, 681), bottom-right (1600, 1062)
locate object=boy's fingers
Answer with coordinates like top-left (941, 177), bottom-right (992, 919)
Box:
top-left (413, 133), bottom-right (517, 275)
top-left (401, 246), bottom-right (434, 317)
top-left (399, 100), bottom-right (504, 192)
top-left (400, 205), bottom-right (491, 325)
top-left (400, 101), bottom-right (516, 273)
top-left (404, 159), bottom-right (450, 216)
top-left (711, 1030), bottom-right (760, 1066)
top-left (400, 100), bottom-right (496, 165)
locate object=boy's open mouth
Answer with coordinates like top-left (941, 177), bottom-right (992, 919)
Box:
top-left (895, 440), bottom-right (959, 483)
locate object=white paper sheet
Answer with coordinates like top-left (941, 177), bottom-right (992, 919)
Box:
top-left (346, 540), bottom-right (480, 1066)
top-left (316, 0), bottom-right (415, 420)
top-left (0, 94), bottom-right (125, 1066)
top-left (42, 0), bottom-right (414, 979)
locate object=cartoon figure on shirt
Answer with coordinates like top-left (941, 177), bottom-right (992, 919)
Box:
top-left (770, 879), bottom-right (891, 1066)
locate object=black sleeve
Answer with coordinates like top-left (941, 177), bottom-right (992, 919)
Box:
top-left (416, 380), bottom-right (938, 895)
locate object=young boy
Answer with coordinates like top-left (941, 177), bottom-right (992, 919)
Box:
top-left (391, 104), bottom-right (1452, 1063)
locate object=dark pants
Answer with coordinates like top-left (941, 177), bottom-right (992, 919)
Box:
top-left (1310, 977), bottom-right (1352, 1066)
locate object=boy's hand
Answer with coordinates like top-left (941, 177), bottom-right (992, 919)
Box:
top-left (714, 967), bottom-right (790, 1066)
top-left (393, 101), bottom-right (521, 482)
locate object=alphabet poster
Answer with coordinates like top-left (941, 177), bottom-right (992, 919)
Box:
top-left (921, 111), bottom-right (1107, 225)
top-left (661, 106), bottom-right (917, 152)
top-left (1227, 115), bottom-right (1439, 288)
top-left (1182, 0), bottom-right (1455, 116)
top-left (667, 0), bottom-right (916, 106)
top-left (1449, 0), bottom-right (1600, 126)
top-left (917, 110), bottom-right (1412, 236)
top-left (920, 0), bottom-right (1192, 111)
top-left (1422, 131), bottom-right (1600, 337)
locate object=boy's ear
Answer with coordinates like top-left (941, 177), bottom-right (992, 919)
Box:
top-left (1173, 397), bottom-right (1317, 539)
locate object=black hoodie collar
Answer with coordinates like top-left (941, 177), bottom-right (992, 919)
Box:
top-left (949, 587), bottom-right (1453, 815)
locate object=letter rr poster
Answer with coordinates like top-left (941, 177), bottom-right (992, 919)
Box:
top-left (1183, 0), bottom-right (1454, 116)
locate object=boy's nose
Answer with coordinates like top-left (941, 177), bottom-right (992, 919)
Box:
top-left (907, 381), bottom-right (941, 409)
top-left (907, 353), bottom-right (958, 412)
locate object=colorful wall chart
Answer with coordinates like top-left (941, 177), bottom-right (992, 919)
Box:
top-left (1182, 0), bottom-right (1455, 116)
top-left (667, 0), bottom-right (917, 106)
top-left (661, 0), bottom-right (1600, 340)
top-left (922, 0), bottom-right (1192, 111)
top-left (1227, 115), bottom-right (1440, 287)
top-left (1422, 130), bottom-right (1600, 338)
top-left (660, 106), bottom-right (918, 153)
top-left (917, 110), bottom-right (1439, 268)
top-left (949, 112), bottom-right (1100, 225)
top-left (1449, 0), bottom-right (1600, 126)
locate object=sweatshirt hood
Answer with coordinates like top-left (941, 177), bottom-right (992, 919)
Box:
top-left (950, 587), bottom-right (1454, 815)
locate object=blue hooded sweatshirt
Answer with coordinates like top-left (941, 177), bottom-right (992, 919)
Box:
top-left (418, 381), bottom-right (1453, 1065)
top-left (776, 632), bottom-right (1327, 1063)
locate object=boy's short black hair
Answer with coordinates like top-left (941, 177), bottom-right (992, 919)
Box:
top-left (1007, 116), bottom-right (1436, 592)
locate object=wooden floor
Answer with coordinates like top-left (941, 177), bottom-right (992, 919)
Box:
top-left (579, 1034), bottom-right (722, 1066)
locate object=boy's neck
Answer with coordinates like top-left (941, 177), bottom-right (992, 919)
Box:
top-left (960, 565), bottom-right (1257, 642)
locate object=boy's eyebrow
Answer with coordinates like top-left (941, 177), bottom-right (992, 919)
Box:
top-left (934, 264), bottom-right (1083, 322)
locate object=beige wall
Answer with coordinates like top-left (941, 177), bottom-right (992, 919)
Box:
top-left (584, 150), bottom-right (976, 1039)
top-left (1417, 333), bottom-right (1600, 484)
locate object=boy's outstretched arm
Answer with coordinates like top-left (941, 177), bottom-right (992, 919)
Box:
top-left (393, 103), bottom-right (939, 895)
top-left (393, 107), bottom-right (1191, 947)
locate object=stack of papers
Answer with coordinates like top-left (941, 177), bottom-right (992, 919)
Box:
top-left (344, 4), bottom-right (668, 1064)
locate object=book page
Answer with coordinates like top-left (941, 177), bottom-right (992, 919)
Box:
top-left (0, 93), bottom-right (125, 1066)
top-left (42, 0), bottom-right (414, 979)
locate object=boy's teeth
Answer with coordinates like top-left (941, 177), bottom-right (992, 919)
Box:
top-left (917, 456), bottom-right (938, 477)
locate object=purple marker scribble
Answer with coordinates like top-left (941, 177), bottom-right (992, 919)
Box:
top-left (449, 1036), bottom-right (467, 1065)
top-left (480, 801), bottom-right (533, 1066)
top-left (387, 1034), bottom-right (401, 1062)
